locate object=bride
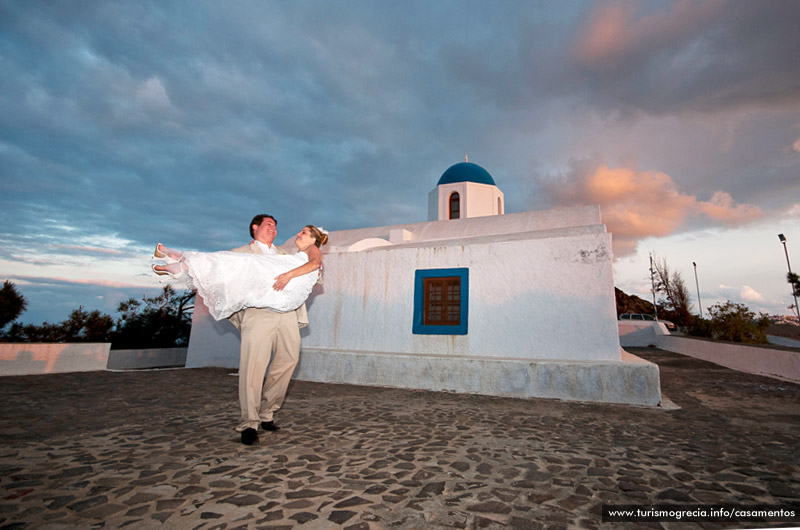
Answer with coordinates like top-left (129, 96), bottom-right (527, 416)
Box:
top-left (152, 225), bottom-right (327, 320)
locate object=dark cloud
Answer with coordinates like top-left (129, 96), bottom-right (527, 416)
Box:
top-left (568, 0), bottom-right (800, 115)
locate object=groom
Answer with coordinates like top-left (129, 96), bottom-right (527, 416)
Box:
top-left (228, 214), bottom-right (308, 445)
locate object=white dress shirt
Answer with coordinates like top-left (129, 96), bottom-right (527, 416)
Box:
top-left (255, 240), bottom-right (278, 255)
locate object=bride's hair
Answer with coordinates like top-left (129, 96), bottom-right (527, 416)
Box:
top-left (306, 225), bottom-right (328, 247)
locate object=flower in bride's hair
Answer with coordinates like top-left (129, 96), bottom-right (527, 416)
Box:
top-left (317, 226), bottom-right (328, 235)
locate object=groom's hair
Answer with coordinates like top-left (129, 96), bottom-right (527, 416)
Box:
top-left (249, 214), bottom-right (277, 238)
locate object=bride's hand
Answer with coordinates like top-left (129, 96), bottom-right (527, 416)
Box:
top-left (273, 273), bottom-right (291, 291)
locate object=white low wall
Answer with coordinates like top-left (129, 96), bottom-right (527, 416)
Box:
top-left (186, 300), bottom-right (240, 368)
top-left (617, 321), bottom-right (800, 383)
top-left (0, 343), bottom-right (111, 376)
top-left (656, 335), bottom-right (800, 383)
top-left (106, 347), bottom-right (187, 370)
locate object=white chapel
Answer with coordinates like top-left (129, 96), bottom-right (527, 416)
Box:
top-left (186, 160), bottom-right (662, 406)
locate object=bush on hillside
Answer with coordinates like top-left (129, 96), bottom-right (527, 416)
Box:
top-left (687, 300), bottom-right (770, 344)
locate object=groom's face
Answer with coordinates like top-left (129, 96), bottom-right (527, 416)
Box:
top-left (252, 218), bottom-right (277, 245)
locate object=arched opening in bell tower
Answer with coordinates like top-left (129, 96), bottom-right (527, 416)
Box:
top-left (449, 192), bottom-right (460, 219)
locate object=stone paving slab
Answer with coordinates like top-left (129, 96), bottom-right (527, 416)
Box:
top-left (0, 348), bottom-right (799, 529)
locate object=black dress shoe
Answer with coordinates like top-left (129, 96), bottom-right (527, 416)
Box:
top-left (261, 421), bottom-right (280, 431)
top-left (241, 428), bottom-right (258, 445)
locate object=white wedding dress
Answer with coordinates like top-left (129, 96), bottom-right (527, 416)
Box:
top-left (177, 250), bottom-right (319, 321)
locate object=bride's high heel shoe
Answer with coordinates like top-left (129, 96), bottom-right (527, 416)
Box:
top-left (151, 262), bottom-right (186, 280)
top-left (154, 243), bottom-right (181, 263)
top-left (152, 263), bottom-right (169, 276)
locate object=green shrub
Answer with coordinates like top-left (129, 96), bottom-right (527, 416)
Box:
top-left (688, 317), bottom-right (714, 338)
top-left (688, 301), bottom-right (769, 344)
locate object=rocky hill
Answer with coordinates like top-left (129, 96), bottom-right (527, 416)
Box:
top-left (615, 288), bottom-right (655, 317)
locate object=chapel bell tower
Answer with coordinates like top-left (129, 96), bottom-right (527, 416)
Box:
top-left (428, 157), bottom-right (504, 221)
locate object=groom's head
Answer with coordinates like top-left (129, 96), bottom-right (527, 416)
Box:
top-left (250, 214), bottom-right (277, 244)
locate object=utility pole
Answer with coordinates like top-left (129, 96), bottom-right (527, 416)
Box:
top-left (693, 261), bottom-right (703, 318)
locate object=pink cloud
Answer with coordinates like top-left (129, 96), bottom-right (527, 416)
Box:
top-left (574, 0), bottom-right (724, 70)
top-left (697, 191), bottom-right (762, 223)
top-left (740, 285), bottom-right (763, 303)
top-left (542, 161), bottom-right (763, 257)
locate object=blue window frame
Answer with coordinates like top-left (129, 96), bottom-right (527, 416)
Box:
top-left (412, 268), bottom-right (468, 335)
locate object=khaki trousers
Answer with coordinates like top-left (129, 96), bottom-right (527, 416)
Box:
top-left (229, 307), bottom-right (300, 431)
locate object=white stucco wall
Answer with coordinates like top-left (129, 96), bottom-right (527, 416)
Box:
top-left (463, 183), bottom-right (503, 218)
top-left (303, 228), bottom-right (620, 361)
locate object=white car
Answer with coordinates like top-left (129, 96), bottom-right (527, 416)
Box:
top-left (619, 313), bottom-right (676, 331)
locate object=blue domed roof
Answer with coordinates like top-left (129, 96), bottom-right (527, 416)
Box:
top-left (437, 162), bottom-right (496, 186)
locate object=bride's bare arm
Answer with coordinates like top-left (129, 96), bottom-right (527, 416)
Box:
top-left (272, 246), bottom-right (322, 291)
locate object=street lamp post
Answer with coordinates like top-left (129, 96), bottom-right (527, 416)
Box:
top-left (649, 254), bottom-right (659, 321)
top-left (778, 234), bottom-right (800, 319)
top-left (693, 261), bottom-right (702, 318)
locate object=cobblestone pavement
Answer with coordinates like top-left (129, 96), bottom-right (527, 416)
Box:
top-left (1, 348), bottom-right (799, 529)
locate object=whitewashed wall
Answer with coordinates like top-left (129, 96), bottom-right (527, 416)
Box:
top-left (303, 228), bottom-right (620, 361)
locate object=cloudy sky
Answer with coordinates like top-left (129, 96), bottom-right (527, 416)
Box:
top-left (2, 0), bottom-right (800, 325)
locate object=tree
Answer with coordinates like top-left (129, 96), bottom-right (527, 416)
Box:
top-left (651, 254), bottom-right (693, 326)
top-left (2, 307), bottom-right (115, 343)
top-left (1, 285), bottom-right (194, 348)
top-left (697, 300), bottom-right (770, 344)
top-left (112, 286), bottom-right (194, 349)
top-left (0, 281), bottom-right (27, 330)
top-left (61, 307), bottom-right (116, 342)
